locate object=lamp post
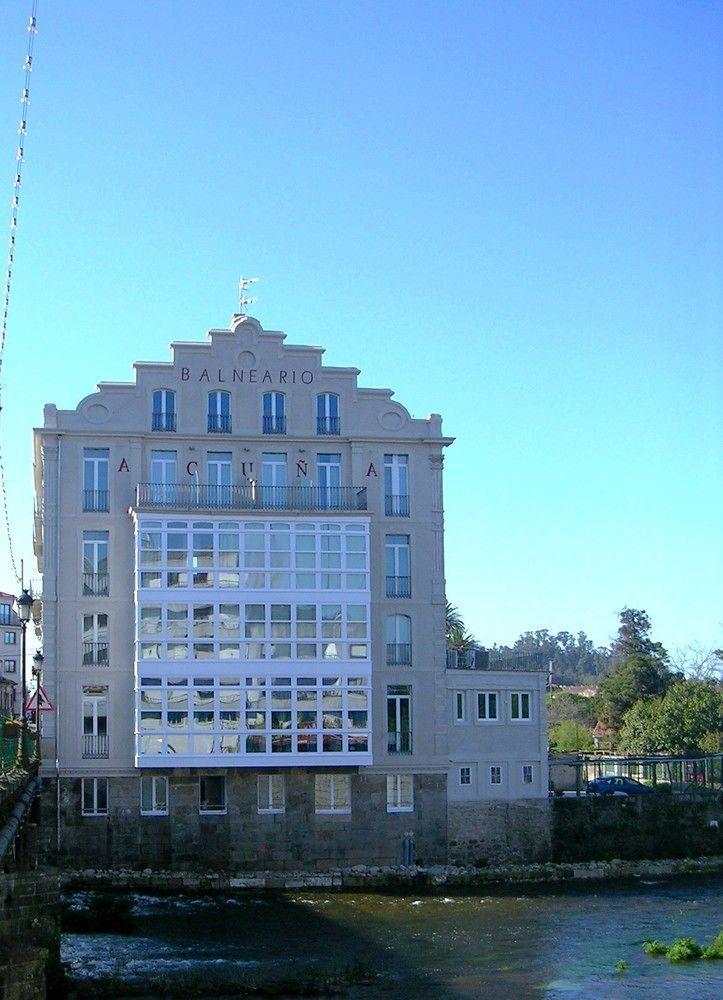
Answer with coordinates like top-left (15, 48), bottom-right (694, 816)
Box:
top-left (32, 649), bottom-right (44, 750)
top-left (16, 589), bottom-right (33, 722)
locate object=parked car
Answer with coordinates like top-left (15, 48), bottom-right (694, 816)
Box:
top-left (586, 775), bottom-right (654, 797)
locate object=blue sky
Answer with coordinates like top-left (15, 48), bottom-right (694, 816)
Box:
top-left (0, 1), bottom-right (720, 655)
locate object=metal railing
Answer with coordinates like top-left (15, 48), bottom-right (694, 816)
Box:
top-left (83, 573), bottom-right (109, 597)
top-left (82, 642), bottom-right (109, 666)
top-left (151, 412), bottom-right (176, 432)
top-left (262, 415), bottom-right (286, 434)
top-left (386, 643), bottom-right (412, 666)
top-left (386, 575), bottom-right (411, 598)
top-left (207, 414), bottom-right (232, 433)
top-left (387, 730), bottom-right (412, 754)
top-left (317, 416), bottom-right (340, 435)
top-left (83, 490), bottom-right (109, 512)
top-left (385, 495), bottom-right (410, 517)
top-left (82, 733), bottom-right (109, 759)
top-left (446, 648), bottom-right (549, 671)
top-left (136, 483), bottom-right (368, 512)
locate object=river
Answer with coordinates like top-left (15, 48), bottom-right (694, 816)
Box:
top-left (62, 875), bottom-right (723, 998)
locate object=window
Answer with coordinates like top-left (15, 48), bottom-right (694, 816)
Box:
top-left (81, 777), bottom-right (108, 816)
top-left (262, 391), bottom-right (285, 434)
top-left (490, 765), bottom-right (502, 785)
top-left (316, 393), bottom-right (339, 435)
top-left (510, 692), bottom-right (531, 721)
top-left (152, 389), bottom-right (176, 432)
top-left (314, 774), bottom-right (351, 814)
top-left (208, 390), bottom-right (231, 433)
top-left (261, 453), bottom-right (287, 506)
top-left (387, 685), bottom-right (412, 753)
top-left (385, 613), bottom-right (411, 665)
top-left (476, 692), bottom-right (498, 721)
top-left (3, 632), bottom-right (16, 645)
top-left (140, 775), bottom-right (168, 815)
top-left (459, 766), bottom-right (471, 786)
top-left (207, 452), bottom-right (232, 507)
top-left (257, 774), bottom-right (285, 814)
top-left (522, 764), bottom-right (534, 785)
top-left (0, 603), bottom-right (15, 625)
top-left (149, 450), bottom-right (177, 506)
top-left (82, 686), bottom-right (108, 758)
top-left (384, 455), bottom-right (409, 516)
top-left (316, 453), bottom-right (341, 507)
top-left (83, 448), bottom-right (109, 511)
top-left (386, 774), bottom-right (413, 812)
top-left (385, 535), bottom-right (410, 597)
top-left (82, 613), bottom-right (108, 665)
top-left (82, 531), bottom-right (109, 596)
top-left (454, 691), bottom-right (466, 723)
top-left (2, 659), bottom-right (16, 673)
top-left (199, 775), bottom-right (226, 813)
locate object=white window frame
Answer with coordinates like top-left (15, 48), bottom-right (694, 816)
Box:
top-left (386, 774), bottom-right (414, 813)
top-left (476, 691), bottom-right (498, 722)
top-left (522, 764), bottom-right (534, 786)
top-left (383, 454), bottom-right (409, 497)
top-left (454, 691), bottom-right (466, 723)
top-left (490, 765), bottom-right (503, 785)
top-left (199, 775), bottom-right (227, 815)
top-left (459, 766), bottom-right (472, 786)
top-left (3, 632), bottom-right (17, 645)
top-left (81, 777), bottom-right (108, 816)
top-left (2, 659), bottom-right (16, 673)
top-left (152, 388), bottom-right (176, 420)
top-left (510, 691), bottom-right (532, 721)
top-left (140, 775), bottom-right (169, 816)
top-left (257, 773), bottom-right (286, 814)
top-left (83, 448), bottom-right (109, 493)
top-left (314, 773), bottom-right (351, 814)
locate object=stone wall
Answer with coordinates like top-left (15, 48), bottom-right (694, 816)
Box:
top-left (0, 870), bottom-right (61, 999)
top-left (447, 800), bottom-right (552, 865)
top-left (40, 770), bottom-right (448, 870)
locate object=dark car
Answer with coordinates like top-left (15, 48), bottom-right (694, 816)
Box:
top-left (586, 775), bottom-right (654, 796)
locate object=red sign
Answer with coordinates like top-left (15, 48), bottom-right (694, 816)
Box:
top-left (24, 683), bottom-right (53, 712)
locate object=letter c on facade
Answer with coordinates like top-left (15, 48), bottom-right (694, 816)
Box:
top-left (187, 461), bottom-right (198, 476)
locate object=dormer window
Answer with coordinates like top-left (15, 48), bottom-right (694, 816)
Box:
top-left (152, 389), bottom-right (176, 432)
top-left (317, 393), bottom-right (339, 435)
top-left (262, 392), bottom-right (286, 434)
top-left (208, 391), bottom-right (231, 433)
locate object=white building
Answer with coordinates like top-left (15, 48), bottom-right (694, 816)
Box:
top-left (33, 310), bottom-right (549, 868)
top-left (0, 591), bottom-right (21, 716)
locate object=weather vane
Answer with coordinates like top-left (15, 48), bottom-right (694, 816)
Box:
top-left (238, 276), bottom-right (259, 315)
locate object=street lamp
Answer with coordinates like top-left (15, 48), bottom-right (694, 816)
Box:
top-left (32, 649), bottom-right (44, 744)
top-left (16, 589), bottom-right (33, 722)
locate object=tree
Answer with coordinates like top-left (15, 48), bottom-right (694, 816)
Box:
top-left (445, 602), bottom-right (463, 636)
top-left (547, 691), bottom-right (595, 729)
top-left (611, 608), bottom-right (669, 670)
top-left (618, 698), bottom-right (663, 754)
top-left (549, 720), bottom-right (594, 752)
top-left (496, 629), bottom-right (610, 685)
top-left (446, 624), bottom-right (477, 653)
top-left (669, 644), bottom-right (723, 683)
top-left (654, 681), bottom-right (722, 755)
top-left (596, 653), bottom-right (671, 729)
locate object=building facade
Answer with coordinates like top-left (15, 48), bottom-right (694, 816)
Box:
top-left (0, 592), bottom-right (21, 716)
top-left (33, 312), bottom-right (549, 869)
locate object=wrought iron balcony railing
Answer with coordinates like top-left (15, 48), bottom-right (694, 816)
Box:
top-left (82, 642), bottom-right (109, 666)
top-left (83, 573), bottom-right (109, 597)
top-left (317, 416), bottom-right (340, 435)
top-left (136, 483), bottom-right (368, 512)
top-left (82, 733), bottom-right (109, 759)
top-left (446, 648), bottom-right (549, 672)
top-left (387, 730), bottom-right (412, 754)
top-left (83, 490), bottom-right (109, 512)
top-left (262, 415), bottom-right (286, 434)
top-left (151, 412), bottom-right (176, 432)
top-left (386, 575), bottom-right (411, 598)
top-left (385, 495), bottom-right (410, 517)
top-left (208, 414), bottom-right (232, 433)
top-left (386, 642), bottom-right (412, 666)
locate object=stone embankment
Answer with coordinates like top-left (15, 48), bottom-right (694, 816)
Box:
top-left (58, 854), bottom-right (723, 894)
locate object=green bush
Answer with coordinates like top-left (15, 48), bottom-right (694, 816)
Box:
top-left (643, 940), bottom-right (668, 956)
top-left (666, 938), bottom-right (702, 963)
top-left (701, 930), bottom-right (723, 960)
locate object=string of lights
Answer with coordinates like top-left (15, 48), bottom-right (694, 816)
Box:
top-left (0, 2), bottom-right (40, 584)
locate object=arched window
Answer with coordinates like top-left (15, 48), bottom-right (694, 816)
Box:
top-left (152, 389), bottom-right (176, 432)
top-left (262, 391), bottom-right (286, 434)
top-left (207, 390), bottom-right (231, 433)
top-left (316, 393), bottom-right (339, 435)
top-left (385, 613), bottom-right (411, 665)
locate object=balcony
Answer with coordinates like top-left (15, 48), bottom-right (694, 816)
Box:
top-left (135, 483), bottom-right (368, 513)
top-left (82, 642), bottom-right (109, 667)
top-left (317, 416), bottom-right (340, 436)
top-left (152, 412), bottom-right (176, 432)
top-left (208, 414), bottom-right (231, 433)
top-left (262, 415), bottom-right (286, 435)
top-left (386, 643), bottom-right (412, 666)
top-left (82, 733), bottom-right (109, 758)
top-left (387, 730), bottom-right (412, 754)
top-left (83, 490), bottom-right (109, 512)
top-left (83, 573), bottom-right (109, 597)
top-left (386, 575), bottom-right (411, 598)
top-left (385, 495), bottom-right (410, 517)
top-left (446, 648), bottom-right (549, 671)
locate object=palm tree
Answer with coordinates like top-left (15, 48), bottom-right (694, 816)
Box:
top-left (446, 602), bottom-right (463, 637)
top-left (447, 624), bottom-right (477, 653)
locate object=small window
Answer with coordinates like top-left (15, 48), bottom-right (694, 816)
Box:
top-left (454, 691), bottom-right (465, 722)
top-left (386, 774), bottom-right (413, 812)
top-left (3, 632), bottom-right (17, 645)
top-left (510, 692), bottom-right (531, 721)
top-left (81, 777), bottom-right (108, 816)
top-left (208, 391), bottom-right (231, 433)
top-left (314, 773), bottom-right (351, 814)
top-left (257, 774), bottom-right (285, 814)
top-left (199, 775), bottom-right (226, 814)
top-left (316, 393), bottom-right (339, 435)
top-left (262, 391), bottom-right (286, 434)
top-left (2, 659), bottom-right (16, 673)
top-left (476, 691), bottom-right (498, 721)
top-left (152, 389), bottom-right (176, 432)
top-left (459, 766), bottom-right (471, 786)
top-left (140, 775), bottom-right (168, 815)
top-left (490, 765), bottom-right (502, 785)
top-left (522, 764), bottom-right (534, 785)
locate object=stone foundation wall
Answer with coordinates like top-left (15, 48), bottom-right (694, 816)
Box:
top-left (40, 770), bottom-right (448, 871)
top-left (447, 799), bottom-right (552, 865)
top-left (0, 870), bottom-right (61, 999)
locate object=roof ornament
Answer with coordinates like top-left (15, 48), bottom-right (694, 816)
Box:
top-left (237, 276), bottom-right (258, 316)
